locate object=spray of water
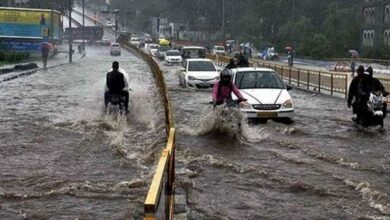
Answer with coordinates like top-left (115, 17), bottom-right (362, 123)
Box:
top-left (180, 104), bottom-right (244, 139)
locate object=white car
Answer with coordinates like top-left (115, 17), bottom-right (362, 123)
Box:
top-left (146, 43), bottom-right (160, 56)
top-left (164, 50), bottom-right (182, 64)
top-left (101, 36), bottom-right (110, 45)
top-left (105, 21), bottom-right (115, 27)
top-left (231, 67), bottom-right (294, 123)
top-left (212, 45), bottom-right (225, 55)
top-left (179, 58), bottom-right (220, 88)
top-left (110, 43), bottom-right (121, 56)
top-left (129, 37), bottom-right (141, 47)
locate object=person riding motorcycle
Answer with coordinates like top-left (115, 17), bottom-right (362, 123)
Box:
top-left (212, 69), bottom-right (247, 107)
top-left (104, 61), bottom-right (130, 113)
top-left (348, 65), bottom-right (365, 121)
top-left (355, 67), bottom-right (388, 126)
top-left (225, 58), bottom-right (238, 69)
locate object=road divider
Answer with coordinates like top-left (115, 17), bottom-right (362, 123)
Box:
top-left (121, 42), bottom-right (176, 219)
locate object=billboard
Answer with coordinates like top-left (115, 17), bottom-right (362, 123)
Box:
top-left (0, 7), bottom-right (61, 40)
top-left (0, 38), bottom-right (42, 52)
top-left (63, 26), bottom-right (104, 41)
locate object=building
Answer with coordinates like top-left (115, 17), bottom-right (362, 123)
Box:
top-left (361, 0), bottom-right (390, 48)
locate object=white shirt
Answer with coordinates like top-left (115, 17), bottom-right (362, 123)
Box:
top-left (105, 67), bottom-right (129, 92)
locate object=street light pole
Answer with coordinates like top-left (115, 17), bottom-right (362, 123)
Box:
top-left (222, 0), bottom-right (225, 39)
top-left (49, 0), bottom-right (54, 43)
top-left (69, 0), bottom-right (72, 63)
top-left (82, 0), bottom-right (85, 52)
top-left (113, 9), bottom-right (119, 43)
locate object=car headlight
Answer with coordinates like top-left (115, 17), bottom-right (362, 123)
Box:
top-left (188, 76), bottom-right (197, 81)
top-left (239, 101), bottom-right (252, 109)
top-left (282, 99), bottom-right (293, 109)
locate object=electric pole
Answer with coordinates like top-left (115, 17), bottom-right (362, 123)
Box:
top-left (82, 0), bottom-right (85, 52)
top-left (69, 0), bottom-right (72, 63)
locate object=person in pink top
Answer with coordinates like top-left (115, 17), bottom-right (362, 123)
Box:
top-left (212, 69), bottom-right (247, 107)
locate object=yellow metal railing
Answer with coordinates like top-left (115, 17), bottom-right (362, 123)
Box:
top-left (79, 10), bottom-right (177, 218)
top-left (121, 42), bottom-right (176, 219)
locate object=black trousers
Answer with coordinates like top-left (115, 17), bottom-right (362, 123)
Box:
top-left (105, 90), bottom-right (129, 111)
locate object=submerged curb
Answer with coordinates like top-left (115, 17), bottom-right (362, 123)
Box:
top-left (0, 53), bottom-right (85, 84)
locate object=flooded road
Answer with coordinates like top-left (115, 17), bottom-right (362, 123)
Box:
top-left (0, 46), bottom-right (165, 219)
top-left (159, 61), bottom-right (390, 219)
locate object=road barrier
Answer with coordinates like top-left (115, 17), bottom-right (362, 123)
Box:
top-left (75, 9), bottom-right (177, 218)
top-left (208, 55), bottom-right (390, 101)
top-left (121, 42), bottom-right (176, 220)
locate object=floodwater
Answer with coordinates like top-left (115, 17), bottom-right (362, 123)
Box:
top-left (0, 46), bottom-right (165, 219)
top-left (159, 61), bottom-right (390, 219)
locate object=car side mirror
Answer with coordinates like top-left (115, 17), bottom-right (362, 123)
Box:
top-left (286, 85), bottom-right (293, 91)
top-left (216, 67), bottom-right (223, 72)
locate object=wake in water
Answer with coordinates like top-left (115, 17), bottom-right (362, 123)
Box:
top-left (180, 104), bottom-right (244, 139)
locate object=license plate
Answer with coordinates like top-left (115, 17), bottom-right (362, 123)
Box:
top-left (256, 112), bottom-right (278, 118)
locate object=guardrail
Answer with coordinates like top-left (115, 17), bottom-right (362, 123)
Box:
top-left (208, 55), bottom-right (390, 101)
top-left (73, 9), bottom-right (177, 218)
top-left (121, 43), bottom-right (176, 219)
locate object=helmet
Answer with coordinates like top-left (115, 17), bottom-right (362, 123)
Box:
top-left (220, 69), bottom-right (232, 85)
top-left (220, 68), bottom-right (232, 79)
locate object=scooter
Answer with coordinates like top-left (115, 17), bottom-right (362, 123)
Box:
top-left (356, 91), bottom-right (387, 128)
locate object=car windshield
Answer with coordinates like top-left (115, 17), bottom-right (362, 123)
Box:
top-left (159, 46), bottom-right (170, 52)
top-left (182, 48), bottom-right (206, 58)
top-left (188, 61), bottom-right (216, 72)
top-left (112, 44), bottom-right (120, 47)
top-left (150, 45), bottom-right (159, 49)
top-left (131, 38), bottom-right (139, 41)
top-left (215, 46), bottom-right (224, 50)
top-left (166, 51), bottom-right (181, 56)
top-left (235, 71), bottom-right (285, 89)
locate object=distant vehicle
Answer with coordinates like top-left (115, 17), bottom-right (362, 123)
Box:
top-left (164, 50), bottom-right (183, 64)
top-left (156, 46), bottom-right (171, 60)
top-left (212, 45), bottom-right (225, 55)
top-left (105, 21), bottom-right (115, 27)
top-left (179, 58), bottom-right (220, 88)
top-left (258, 47), bottom-right (279, 60)
top-left (129, 37), bottom-right (141, 47)
top-left (146, 43), bottom-right (160, 56)
top-left (143, 33), bottom-right (153, 43)
top-left (231, 67), bottom-right (294, 123)
top-left (101, 36), bottom-right (110, 46)
top-left (181, 46), bottom-right (207, 61)
top-left (110, 43), bottom-right (121, 56)
top-left (225, 40), bottom-right (236, 52)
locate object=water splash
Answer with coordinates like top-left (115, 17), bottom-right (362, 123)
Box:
top-left (180, 104), bottom-right (244, 139)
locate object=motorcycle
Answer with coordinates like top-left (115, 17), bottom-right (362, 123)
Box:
top-left (105, 93), bottom-right (128, 115)
top-left (355, 91), bottom-right (387, 128)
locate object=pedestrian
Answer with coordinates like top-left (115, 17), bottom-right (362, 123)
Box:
top-left (350, 57), bottom-right (356, 76)
top-left (41, 43), bottom-right (50, 68)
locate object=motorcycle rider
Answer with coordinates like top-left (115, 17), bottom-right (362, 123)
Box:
top-left (347, 65), bottom-right (365, 121)
top-left (225, 58), bottom-right (238, 69)
top-left (104, 61), bottom-right (130, 113)
top-left (212, 69), bottom-right (247, 107)
top-left (355, 67), bottom-right (389, 126)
